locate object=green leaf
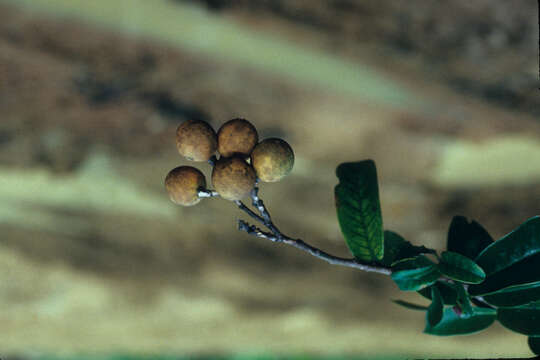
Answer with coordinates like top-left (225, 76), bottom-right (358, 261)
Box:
top-left (497, 304), bottom-right (540, 336)
top-left (392, 299), bottom-right (429, 311)
top-left (447, 216), bottom-right (493, 260)
top-left (455, 283), bottom-right (473, 316)
top-left (427, 286), bottom-right (443, 327)
top-left (391, 256), bottom-right (440, 291)
top-left (468, 252), bottom-right (540, 296)
top-left (391, 266), bottom-right (440, 291)
top-left (483, 282), bottom-right (540, 307)
top-left (392, 254), bottom-right (434, 271)
top-left (335, 160), bottom-right (383, 262)
top-left (475, 216), bottom-right (540, 276)
top-left (529, 336), bottom-right (540, 356)
top-left (418, 282), bottom-right (458, 305)
top-left (470, 297), bottom-right (495, 309)
top-left (424, 307), bottom-right (496, 336)
top-left (439, 251), bottom-right (486, 284)
top-left (380, 230), bottom-right (436, 267)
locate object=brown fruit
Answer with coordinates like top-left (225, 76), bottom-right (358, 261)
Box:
top-left (251, 138), bottom-right (294, 182)
top-left (176, 120), bottom-right (217, 161)
top-left (212, 156), bottom-right (256, 200)
top-left (164, 166), bottom-right (206, 206)
top-left (217, 118), bottom-right (258, 157)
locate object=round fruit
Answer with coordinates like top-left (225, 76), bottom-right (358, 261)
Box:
top-left (164, 166), bottom-right (206, 206)
top-left (212, 156), bottom-right (256, 200)
top-left (217, 118), bottom-right (258, 157)
top-left (176, 120), bottom-right (217, 161)
top-left (251, 138), bottom-right (294, 182)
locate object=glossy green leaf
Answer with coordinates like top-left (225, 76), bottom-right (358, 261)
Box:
top-left (447, 216), bottom-right (493, 260)
top-left (483, 282), bottom-right (540, 307)
top-left (391, 266), bottom-right (440, 291)
top-left (335, 160), bottom-right (383, 261)
top-left (424, 307), bottom-right (496, 336)
top-left (380, 230), bottom-right (436, 267)
top-left (497, 304), bottom-right (540, 336)
top-left (391, 256), bottom-right (440, 291)
top-left (475, 216), bottom-right (540, 276)
top-left (455, 283), bottom-right (473, 316)
top-left (392, 299), bottom-right (429, 311)
top-left (418, 281), bottom-right (458, 305)
top-left (427, 286), bottom-right (443, 327)
top-left (439, 251), bottom-right (485, 284)
top-left (468, 253), bottom-right (540, 296)
top-left (528, 336), bottom-right (540, 356)
top-left (392, 254), bottom-right (434, 271)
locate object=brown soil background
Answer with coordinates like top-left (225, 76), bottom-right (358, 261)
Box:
top-left (0, 0), bottom-right (539, 357)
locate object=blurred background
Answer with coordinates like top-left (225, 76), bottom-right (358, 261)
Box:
top-left (0, 0), bottom-right (539, 358)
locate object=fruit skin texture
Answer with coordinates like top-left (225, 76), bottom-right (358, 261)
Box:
top-left (176, 120), bottom-right (217, 161)
top-left (212, 156), bottom-right (256, 200)
top-left (165, 166), bottom-right (206, 206)
top-left (217, 118), bottom-right (258, 158)
top-left (251, 138), bottom-right (294, 182)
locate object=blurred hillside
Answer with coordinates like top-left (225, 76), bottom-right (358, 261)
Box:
top-left (183, 0), bottom-right (539, 115)
top-left (0, 0), bottom-right (539, 358)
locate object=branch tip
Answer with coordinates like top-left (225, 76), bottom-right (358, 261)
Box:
top-left (234, 186), bottom-right (391, 275)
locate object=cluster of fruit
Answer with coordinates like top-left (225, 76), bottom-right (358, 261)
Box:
top-left (165, 118), bottom-right (294, 206)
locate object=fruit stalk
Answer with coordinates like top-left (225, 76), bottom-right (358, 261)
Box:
top-left (198, 189), bottom-right (220, 198)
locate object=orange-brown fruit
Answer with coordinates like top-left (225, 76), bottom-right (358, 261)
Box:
top-left (251, 138), bottom-right (294, 182)
top-left (176, 120), bottom-right (217, 161)
top-left (212, 156), bottom-right (256, 200)
top-left (217, 118), bottom-right (258, 157)
top-left (164, 166), bottom-right (206, 206)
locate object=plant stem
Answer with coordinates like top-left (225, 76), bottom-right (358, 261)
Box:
top-left (198, 188), bottom-right (220, 198)
top-left (235, 183), bottom-right (391, 275)
top-left (237, 219), bottom-right (391, 274)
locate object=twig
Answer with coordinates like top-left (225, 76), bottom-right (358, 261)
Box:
top-left (235, 182), bottom-right (391, 275)
top-left (249, 182), bottom-right (282, 238)
top-left (238, 219), bottom-right (392, 275)
top-left (234, 199), bottom-right (265, 223)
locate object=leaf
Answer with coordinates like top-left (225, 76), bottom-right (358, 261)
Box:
top-left (392, 254), bottom-right (434, 271)
top-left (379, 231), bottom-right (406, 266)
top-left (424, 307), bottom-right (496, 336)
top-left (497, 304), bottom-right (540, 336)
top-left (470, 297), bottom-right (495, 309)
top-left (391, 266), bottom-right (440, 291)
top-left (475, 216), bottom-right (540, 276)
top-left (447, 216), bottom-right (493, 260)
top-left (468, 252), bottom-right (540, 296)
top-left (392, 299), bottom-right (429, 311)
top-left (418, 282), bottom-right (458, 305)
top-left (391, 256), bottom-right (440, 291)
top-left (335, 160), bottom-right (383, 262)
top-left (483, 282), bottom-right (540, 307)
top-left (380, 230), bottom-right (436, 267)
top-left (529, 336), bottom-right (540, 356)
top-left (427, 286), bottom-right (443, 327)
top-left (439, 251), bottom-right (485, 284)
top-left (455, 282), bottom-right (473, 316)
